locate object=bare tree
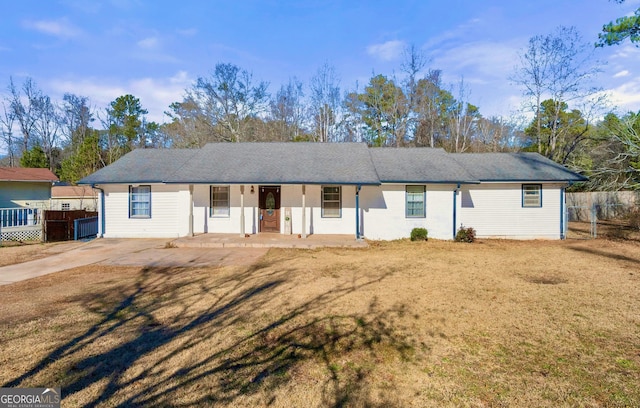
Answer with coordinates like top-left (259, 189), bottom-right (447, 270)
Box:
top-left (512, 26), bottom-right (603, 159)
top-left (7, 77), bottom-right (41, 153)
top-left (413, 70), bottom-right (453, 148)
top-left (61, 93), bottom-right (93, 152)
top-left (400, 44), bottom-right (428, 141)
top-left (588, 112), bottom-right (640, 190)
top-left (189, 63), bottom-right (269, 143)
top-left (270, 77), bottom-right (307, 141)
top-left (0, 101), bottom-right (17, 166)
top-left (447, 77), bottom-right (479, 152)
top-left (32, 94), bottom-right (61, 171)
top-left (310, 63), bottom-right (341, 142)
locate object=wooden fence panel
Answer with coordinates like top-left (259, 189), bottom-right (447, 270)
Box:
top-left (44, 210), bottom-right (98, 242)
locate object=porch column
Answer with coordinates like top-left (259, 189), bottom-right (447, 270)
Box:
top-left (301, 184), bottom-right (307, 238)
top-left (240, 185), bottom-right (245, 236)
top-left (188, 184), bottom-right (194, 237)
top-left (355, 185), bottom-right (361, 240)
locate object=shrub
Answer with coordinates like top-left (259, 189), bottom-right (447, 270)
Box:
top-left (628, 209), bottom-right (640, 231)
top-left (455, 225), bottom-right (476, 243)
top-left (410, 227), bottom-right (428, 241)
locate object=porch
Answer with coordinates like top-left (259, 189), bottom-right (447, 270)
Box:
top-left (171, 233), bottom-right (368, 249)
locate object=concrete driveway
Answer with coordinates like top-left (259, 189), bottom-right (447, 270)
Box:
top-left (0, 239), bottom-right (267, 286)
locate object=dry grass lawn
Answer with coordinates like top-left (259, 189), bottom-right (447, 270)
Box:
top-left (0, 240), bottom-right (88, 267)
top-left (0, 238), bottom-right (639, 407)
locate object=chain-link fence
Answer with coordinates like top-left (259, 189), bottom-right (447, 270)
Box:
top-left (566, 191), bottom-right (640, 239)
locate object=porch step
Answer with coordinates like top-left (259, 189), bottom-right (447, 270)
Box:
top-left (170, 233), bottom-right (368, 249)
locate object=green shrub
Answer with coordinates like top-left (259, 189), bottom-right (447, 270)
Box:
top-left (410, 227), bottom-right (428, 241)
top-left (455, 225), bottom-right (476, 243)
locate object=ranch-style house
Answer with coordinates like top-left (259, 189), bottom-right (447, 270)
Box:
top-left (78, 142), bottom-right (586, 240)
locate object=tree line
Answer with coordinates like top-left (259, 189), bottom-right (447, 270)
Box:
top-left (1, 19), bottom-right (639, 191)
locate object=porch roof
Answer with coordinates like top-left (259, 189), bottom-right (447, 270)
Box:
top-left (165, 142), bottom-right (381, 185)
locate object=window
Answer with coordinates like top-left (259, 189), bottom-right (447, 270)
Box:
top-left (322, 186), bottom-right (341, 218)
top-left (210, 186), bottom-right (230, 217)
top-left (522, 184), bottom-right (542, 207)
top-left (406, 185), bottom-right (426, 217)
top-left (61, 203), bottom-right (71, 211)
top-left (129, 185), bottom-right (151, 218)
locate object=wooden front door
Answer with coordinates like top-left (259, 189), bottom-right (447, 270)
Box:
top-left (259, 186), bottom-right (281, 233)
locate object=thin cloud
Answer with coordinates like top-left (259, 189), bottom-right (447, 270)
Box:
top-left (608, 77), bottom-right (640, 109)
top-left (48, 71), bottom-right (194, 124)
top-left (423, 17), bottom-right (483, 50)
top-left (366, 40), bottom-right (405, 61)
top-left (432, 40), bottom-right (522, 81)
top-left (23, 18), bottom-right (82, 38)
top-left (177, 28), bottom-right (197, 37)
top-left (137, 36), bottom-right (159, 49)
top-left (613, 70), bottom-right (630, 78)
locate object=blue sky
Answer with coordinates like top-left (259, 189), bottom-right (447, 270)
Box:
top-left (1, 0), bottom-right (639, 126)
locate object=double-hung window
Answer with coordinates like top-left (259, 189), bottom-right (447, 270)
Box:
top-left (406, 185), bottom-right (426, 218)
top-left (522, 184), bottom-right (542, 207)
top-left (322, 186), bottom-right (341, 218)
top-left (129, 185), bottom-right (151, 218)
top-left (210, 186), bottom-right (230, 217)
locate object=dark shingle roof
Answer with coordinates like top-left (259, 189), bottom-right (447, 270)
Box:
top-left (78, 144), bottom-right (587, 186)
top-left (79, 149), bottom-right (199, 184)
top-left (450, 153), bottom-right (587, 182)
top-left (166, 142), bottom-right (380, 185)
top-left (369, 148), bottom-right (478, 183)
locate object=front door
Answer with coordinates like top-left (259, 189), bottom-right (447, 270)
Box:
top-left (259, 186), bottom-right (281, 233)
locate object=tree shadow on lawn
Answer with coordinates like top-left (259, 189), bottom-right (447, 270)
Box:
top-left (567, 245), bottom-right (640, 266)
top-left (4, 255), bottom-right (420, 407)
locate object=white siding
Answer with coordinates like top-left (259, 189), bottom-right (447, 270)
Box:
top-left (360, 184), bottom-right (455, 240)
top-left (102, 184), bottom-right (188, 238)
top-left (457, 183), bottom-right (563, 239)
top-left (99, 182), bottom-right (565, 240)
top-left (192, 184), bottom-right (358, 236)
top-left (193, 184), bottom-right (257, 234)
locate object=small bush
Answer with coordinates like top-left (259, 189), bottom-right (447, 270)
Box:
top-left (410, 227), bottom-right (428, 241)
top-left (455, 225), bottom-right (476, 243)
top-left (628, 209), bottom-right (640, 231)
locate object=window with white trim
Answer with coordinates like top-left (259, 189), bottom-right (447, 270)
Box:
top-left (406, 185), bottom-right (426, 217)
top-left (129, 185), bottom-right (151, 218)
top-left (322, 186), bottom-right (341, 218)
top-left (522, 184), bottom-right (542, 207)
top-left (210, 186), bottom-right (230, 217)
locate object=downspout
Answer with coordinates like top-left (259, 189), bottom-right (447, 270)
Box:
top-left (189, 184), bottom-right (194, 237)
top-left (240, 185), bottom-right (245, 237)
top-left (355, 185), bottom-right (361, 240)
top-left (92, 184), bottom-right (105, 238)
top-left (453, 183), bottom-right (460, 239)
top-left (561, 182), bottom-right (572, 240)
top-left (301, 185), bottom-right (306, 238)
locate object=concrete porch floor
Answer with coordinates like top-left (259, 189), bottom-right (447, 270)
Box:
top-left (171, 233), bottom-right (368, 249)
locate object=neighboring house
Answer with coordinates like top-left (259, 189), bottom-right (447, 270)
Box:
top-left (0, 167), bottom-right (59, 209)
top-left (51, 185), bottom-right (99, 211)
top-left (78, 143), bottom-right (586, 240)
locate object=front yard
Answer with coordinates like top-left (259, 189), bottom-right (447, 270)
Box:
top-left (0, 238), bottom-right (639, 407)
